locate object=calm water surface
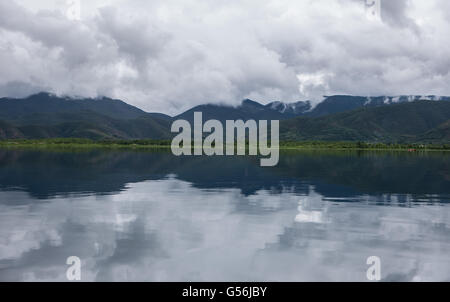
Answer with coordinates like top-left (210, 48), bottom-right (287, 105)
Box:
top-left (0, 149), bottom-right (449, 281)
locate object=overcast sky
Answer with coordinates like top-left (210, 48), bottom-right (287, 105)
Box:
top-left (1, 0), bottom-right (450, 114)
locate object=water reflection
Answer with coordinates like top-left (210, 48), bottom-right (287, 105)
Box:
top-left (0, 149), bottom-right (449, 281)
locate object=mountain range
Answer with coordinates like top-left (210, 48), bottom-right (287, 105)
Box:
top-left (0, 92), bottom-right (449, 143)
top-left (0, 93), bottom-right (171, 140)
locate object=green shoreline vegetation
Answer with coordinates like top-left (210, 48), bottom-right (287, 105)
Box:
top-left (0, 138), bottom-right (449, 152)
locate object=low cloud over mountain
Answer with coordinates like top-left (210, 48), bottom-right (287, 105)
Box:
top-left (2, 1), bottom-right (450, 115)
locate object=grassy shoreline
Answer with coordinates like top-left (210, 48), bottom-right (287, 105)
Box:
top-left (0, 138), bottom-right (449, 152)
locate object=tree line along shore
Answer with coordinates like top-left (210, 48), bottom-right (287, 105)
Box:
top-left (0, 138), bottom-right (449, 151)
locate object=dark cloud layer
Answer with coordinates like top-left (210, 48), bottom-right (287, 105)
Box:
top-left (1, 0), bottom-right (449, 114)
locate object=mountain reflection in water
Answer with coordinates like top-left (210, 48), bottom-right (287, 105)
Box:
top-left (0, 149), bottom-right (449, 281)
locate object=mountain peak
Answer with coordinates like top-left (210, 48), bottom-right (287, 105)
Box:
top-left (266, 100), bottom-right (312, 116)
top-left (0, 92), bottom-right (151, 121)
top-left (241, 99), bottom-right (264, 108)
top-left (26, 91), bottom-right (58, 100)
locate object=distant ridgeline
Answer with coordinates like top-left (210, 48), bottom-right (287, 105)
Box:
top-left (0, 92), bottom-right (449, 143)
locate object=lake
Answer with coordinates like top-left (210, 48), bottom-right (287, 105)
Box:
top-left (0, 149), bottom-right (449, 281)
